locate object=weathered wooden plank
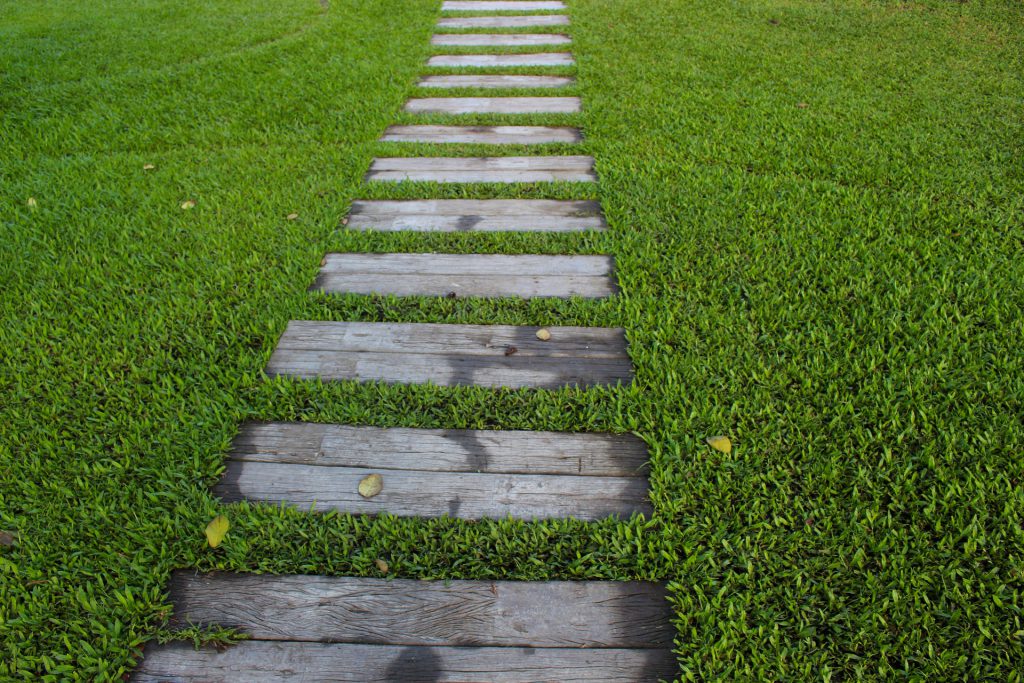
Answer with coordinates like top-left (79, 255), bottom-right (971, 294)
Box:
top-left (405, 95), bottom-right (579, 114)
top-left (437, 15), bottom-right (569, 28)
top-left (314, 253), bottom-right (613, 298)
top-left (419, 74), bottom-right (574, 89)
top-left (366, 156), bottom-right (596, 183)
top-left (442, 0), bottom-right (566, 10)
top-left (427, 53), bottom-right (574, 68)
top-left (230, 423), bottom-right (650, 476)
top-left (215, 462), bottom-right (651, 520)
top-left (346, 199), bottom-right (606, 232)
top-left (134, 641), bottom-right (679, 683)
top-left (166, 573), bottom-right (675, 649)
top-left (380, 125), bottom-right (580, 144)
top-left (431, 33), bottom-right (571, 46)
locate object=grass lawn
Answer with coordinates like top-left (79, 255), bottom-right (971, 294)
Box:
top-left (2, 0), bottom-right (1023, 679)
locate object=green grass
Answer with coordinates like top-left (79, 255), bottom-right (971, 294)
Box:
top-left (2, 0), bottom-right (1023, 680)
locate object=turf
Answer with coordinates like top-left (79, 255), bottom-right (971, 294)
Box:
top-left (1, 0), bottom-right (1023, 680)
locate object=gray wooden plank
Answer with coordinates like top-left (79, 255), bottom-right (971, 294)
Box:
top-left (215, 462), bottom-right (651, 520)
top-left (431, 33), bottom-right (571, 46)
top-left (405, 95), bottom-right (579, 114)
top-left (437, 15), bottom-right (569, 28)
top-left (366, 156), bottom-right (595, 183)
top-left (418, 74), bottom-right (574, 89)
top-left (346, 199), bottom-right (606, 232)
top-left (442, 0), bottom-right (566, 9)
top-left (427, 53), bottom-right (574, 68)
top-left (166, 573), bottom-right (675, 649)
top-left (134, 641), bottom-right (678, 683)
top-left (313, 253), bottom-right (613, 298)
top-left (230, 423), bottom-right (650, 476)
top-left (380, 125), bottom-right (580, 144)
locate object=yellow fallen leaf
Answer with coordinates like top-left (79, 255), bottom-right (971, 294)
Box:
top-left (286, 213), bottom-right (299, 220)
top-left (205, 515), bottom-right (229, 548)
top-left (705, 435), bottom-right (732, 453)
top-left (27, 197), bottom-right (38, 209)
top-left (535, 328), bottom-right (551, 341)
top-left (358, 473), bottom-right (383, 499)
top-left (143, 164), bottom-right (155, 170)
top-left (181, 200), bottom-right (196, 210)
top-left (375, 558), bottom-right (389, 573)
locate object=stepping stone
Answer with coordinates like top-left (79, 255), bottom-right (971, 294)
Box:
top-left (405, 96), bottom-right (579, 114)
top-left (419, 74), bottom-right (575, 89)
top-left (442, 0), bottom-right (567, 10)
top-left (428, 53), bottom-right (574, 67)
top-left (134, 573), bottom-right (677, 682)
top-left (437, 14), bottom-right (569, 28)
top-left (380, 124), bottom-right (580, 144)
top-left (314, 253), bottom-right (614, 298)
top-left (365, 156), bottom-right (596, 183)
top-left (346, 199), bottom-right (607, 232)
top-left (265, 321), bottom-right (632, 389)
top-left (431, 33), bottom-right (571, 46)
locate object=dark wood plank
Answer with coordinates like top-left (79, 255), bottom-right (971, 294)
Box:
top-left (365, 156), bottom-right (596, 183)
top-left (134, 641), bottom-right (678, 682)
top-left (346, 199), bottom-right (605, 232)
top-left (230, 423), bottom-right (650, 476)
top-left (418, 74), bottom-right (575, 89)
top-left (380, 125), bottom-right (580, 144)
top-left (166, 573), bottom-right (675, 649)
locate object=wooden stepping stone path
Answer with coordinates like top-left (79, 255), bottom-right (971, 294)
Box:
top-left (346, 199), bottom-right (607, 232)
top-left (138, 1), bottom-right (675, 679)
top-left (314, 253), bottom-right (614, 298)
top-left (134, 573), bottom-right (676, 682)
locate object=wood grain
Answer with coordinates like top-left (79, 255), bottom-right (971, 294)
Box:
top-left (427, 53), bottom-right (574, 68)
top-left (166, 573), bottom-right (675, 649)
top-left (404, 96), bottom-right (579, 113)
top-left (346, 199), bottom-right (606, 232)
top-left (442, 0), bottom-right (566, 9)
top-left (436, 15), bottom-right (569, 28)
top-left (365, 156), bottom-right (596, 183)
top-left (313, 253), bottom-right (613, 298)
top-left (431, 33), bottom-right (571, 46)
top-left (380, 125), bottom-right (580, 144)
top-left (133, 641), bottom-right (679, 682)
top-left (418, 74), bottom-right (574, 89)
top-left (230, 422), bottom-right (650, 476)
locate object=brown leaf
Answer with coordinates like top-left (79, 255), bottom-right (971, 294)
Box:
top-left (358, 473), bottom-right (383, 499)
top-left (535, 328), bottom-right (551, 341)
top-left (504, 346), bottom-right (518, 356)
top-left (446, 291), bottom-right (458, 299)
top-left (341, 218), bottom-right (349, 225)
top-left (796, 102), bottom-right (808, 108)
top-left (0, 530), bottom-right (15, 547)
top-left (320, 257), bottom-right (327, 267)
top-left (375, 558), bottom-right (389, 573)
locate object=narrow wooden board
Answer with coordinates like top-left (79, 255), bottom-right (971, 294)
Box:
top-left (380, 125), bottom-right (580, 144)
top-left (265, 321), bottom-right (632, 389)
top-left (442, 0), bottom-right (567, 9)
top-left (405, 96), bottom-right (579, 114)
top-left (215, 462), bottom-right (651, 520)
top-left (229, 423), bottom-right (650, 477)
top-left (437, 15), bottom-right (569, 28)
top-left (134, 641), bottom-right (679, 682)
top-left (418, 74), bottom-right (575, 89)
top-left (431, 33), bottom-right (571, 46)
top-left (346, 199), bottom-right (606, 232)
top-left (165, 573), bottom-right (675, 649)
top-left (365, 156), bottom-right (596, 183)
top-left (314, 253), bottom-right (613, 298)
top-left (427, 53), bottom-right (574, 68)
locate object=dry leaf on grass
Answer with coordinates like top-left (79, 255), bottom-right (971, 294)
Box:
top-left (286, 213), bottom-right (299, 220)
top-left (205, 515), bottom-right (229, 548)
top-left (375, 558), bottom-right (389, 573)
top-left (181, 200), bottom-right (196, 210)
top-left (705, 435), bottom-right (733, 453)
top-left (0, 531), bottom-right (16, 547)
top-left (143, 164), bottom-right (155, 170)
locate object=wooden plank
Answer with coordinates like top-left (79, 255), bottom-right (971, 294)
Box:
top-left (418, 74), bottom-right (574, 89)
top-left (405, 96), bottom-right (579, 114)
top-left (346, 199), bottom-right (606, 232)
top-left (365, 156), bottom-right (596, 183)
top-left (431, 33), bottom-right (571, 46)
top-left (166, 573), bottom-right (675, 649)
top-left (134, 641), bottom-right (679, 682)
top-left (437, 15), bottom-right (569, 28)
top-left (230, 423), bottom-right (650, 476)
top-left (264, 321), bottom-right (632, 389)
top-left (380, 125), bottom-right (580, 144)
top-left (215, 462), bottom-right (651, 520)
top-left (314, 253), bottom-right (613, 298)
top-left (442, 1), bottom-right (566, 9)
top-left (427, 53), bottom-right (574, 68)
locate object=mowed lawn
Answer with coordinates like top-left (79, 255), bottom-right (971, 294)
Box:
top-left (2, 0), bottom-right (1023, 679)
